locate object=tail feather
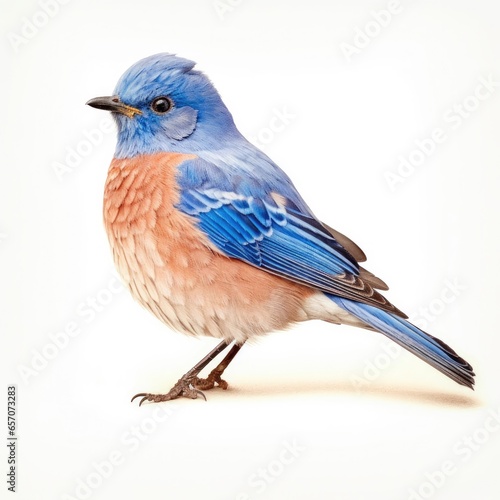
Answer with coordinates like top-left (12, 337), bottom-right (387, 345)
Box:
top-left (327, 295), bottom-right (475, 389)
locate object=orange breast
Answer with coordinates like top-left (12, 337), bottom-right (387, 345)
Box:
top-left (103, 152), bottom-right (313, 342)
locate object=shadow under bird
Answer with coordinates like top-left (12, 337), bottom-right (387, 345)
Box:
top-left (86, 53), bottom-right (475, 405)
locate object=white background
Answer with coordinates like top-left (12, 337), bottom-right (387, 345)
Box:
top-left (2, 1), bottom-right (500, 499)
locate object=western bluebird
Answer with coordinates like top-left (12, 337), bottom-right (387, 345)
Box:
top-left (87, 53), bottom-right (474, 405)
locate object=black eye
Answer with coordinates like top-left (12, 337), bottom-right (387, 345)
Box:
top-left (151, 96), bottom-right (172, 114)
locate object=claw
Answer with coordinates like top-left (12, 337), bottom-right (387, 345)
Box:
top-left (131, 393), bottom-right (153, 406)
top-left (131, 378), bottom-right (207, 405)
top-left (131, 392), bottom-right (147, 404)
top-left (130, 340), bottom-right (240, 406)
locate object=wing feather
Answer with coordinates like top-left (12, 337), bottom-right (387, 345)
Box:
top-left (176, 158), bottom-right (405, 317)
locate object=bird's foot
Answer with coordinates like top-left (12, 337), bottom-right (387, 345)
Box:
top-left (193, 370), bottom-right (229, 391)
top-left (131, 375), bottom-right (206, 406)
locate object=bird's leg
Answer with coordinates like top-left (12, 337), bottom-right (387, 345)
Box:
top-left (193, 341), bottom-right (245, 391)
top-left (131, 339), bottom-right (231, 406)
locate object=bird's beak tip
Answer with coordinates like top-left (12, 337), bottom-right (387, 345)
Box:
top-left (86, 96), bottom-right (142, 118)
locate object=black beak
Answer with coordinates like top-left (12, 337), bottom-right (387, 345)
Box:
top-left (86, 96), bottom-right (141, 118)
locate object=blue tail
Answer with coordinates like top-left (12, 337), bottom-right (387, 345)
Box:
top-left (327, 295), bottom-right (475, 389)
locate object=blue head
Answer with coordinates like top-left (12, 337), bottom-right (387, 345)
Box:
top-left (87, 53), bottom-right (241, 158)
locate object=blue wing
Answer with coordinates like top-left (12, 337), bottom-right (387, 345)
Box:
top-left (174, 156), bottom-right (474, 389)
top-left (176, 156), bottom-right (403, 316)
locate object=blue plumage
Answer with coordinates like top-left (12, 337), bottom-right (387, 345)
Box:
top-left (91, 53), bottom-right (475, 390)
top-left (327, 296), bottom-right (475, 388)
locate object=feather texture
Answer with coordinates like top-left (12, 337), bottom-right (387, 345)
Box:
top-left (176, 157), bottom-right (405, 317)
top-left (89, 53), bottom-right (475, 391)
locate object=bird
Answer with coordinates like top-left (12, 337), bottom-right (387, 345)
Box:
top-left (86, 53), bottom-right (475, 405)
